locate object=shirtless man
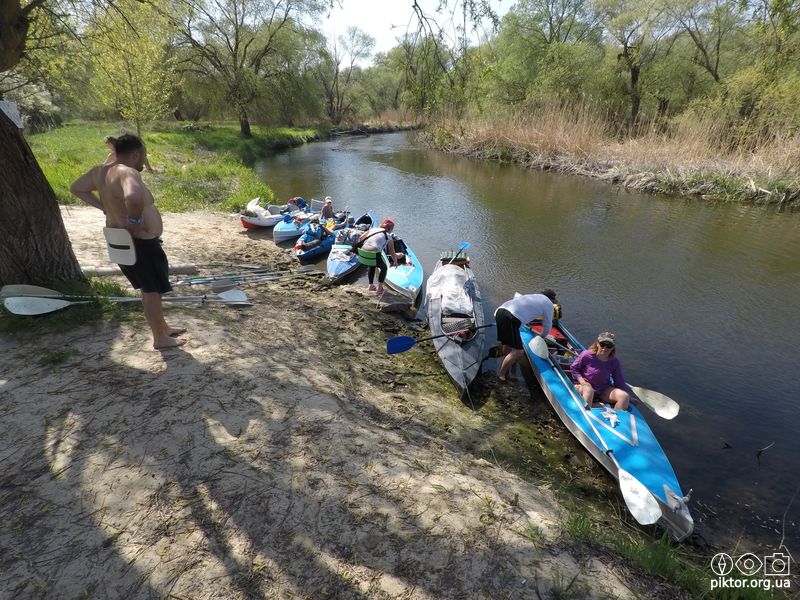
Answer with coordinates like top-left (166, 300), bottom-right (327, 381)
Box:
top-left (70, 134), bottom-right (186, 349)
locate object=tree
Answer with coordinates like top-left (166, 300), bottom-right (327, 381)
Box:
top-left (88, 0), bottom-right (176, 137)
top-left (0, 2), bottom-right (85, 286)
top-left (597, 0), bottom-right (672, 124)
top-left (666, 0), bottom-right (743, 83)
top-left (314, 26), bottom-right (374, 125)
top-left (167, 0), bottom-right (325, 137)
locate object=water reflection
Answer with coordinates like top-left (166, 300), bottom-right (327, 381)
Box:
top-left (256, 132), bottom-right (800, 550)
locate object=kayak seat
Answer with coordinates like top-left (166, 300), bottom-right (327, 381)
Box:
top-left (442, 317), bottom-right (473, 334)
top-left (530, 323), bottom-right (567, 340)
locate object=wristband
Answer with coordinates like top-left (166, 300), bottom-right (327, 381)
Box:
top-left (127, 215), bottom-right (144, 225)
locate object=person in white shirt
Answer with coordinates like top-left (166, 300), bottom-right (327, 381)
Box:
top-left (494, 289), bottom-right (557, 382)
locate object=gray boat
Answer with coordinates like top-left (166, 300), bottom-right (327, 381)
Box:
top-left (424, 252), bottom-right (487, 396)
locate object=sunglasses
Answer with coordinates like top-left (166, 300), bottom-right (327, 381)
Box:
top-left (599, 341), bottom-right (615, 349)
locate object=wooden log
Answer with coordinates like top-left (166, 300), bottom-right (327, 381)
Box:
top-left (82, 263), bottom-right (199, 277)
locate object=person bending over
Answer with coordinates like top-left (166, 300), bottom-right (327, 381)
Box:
top-left (494, 289), bottom-right (557, 382)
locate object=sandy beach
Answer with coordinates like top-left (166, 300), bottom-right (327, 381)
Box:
top-left (0, 206), bottom-right (687, 599)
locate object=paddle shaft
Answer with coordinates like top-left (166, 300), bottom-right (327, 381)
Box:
top-left (447, 242), bottom-right (470, 265)
top-left (415, 322), bottom-right (494, 345)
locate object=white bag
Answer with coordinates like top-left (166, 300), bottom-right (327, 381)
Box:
top-left (102, 227), bottom-right (137, 265)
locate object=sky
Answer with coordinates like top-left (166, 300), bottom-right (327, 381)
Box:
top-left (320, 0), bottom-right (510, 58)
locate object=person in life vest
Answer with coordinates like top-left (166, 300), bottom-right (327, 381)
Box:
top-left (494, 289), bottom-right (558, 382)
top-left (296, 215), bottom-right (330, 251)
top-left (356, 218), bottom-right (400, 294)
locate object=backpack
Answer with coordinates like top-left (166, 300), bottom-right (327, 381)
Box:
top-left (350, 229), bottom-right (387, 254)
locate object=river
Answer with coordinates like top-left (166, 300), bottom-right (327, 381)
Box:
top-left (255, 132), bottom-right (800, 552)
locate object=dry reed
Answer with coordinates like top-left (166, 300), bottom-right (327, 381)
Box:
top-left (427, 102), bottom-right (800, 206)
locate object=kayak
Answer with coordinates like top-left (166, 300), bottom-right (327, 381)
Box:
top-left (272, 199), bottom-right (325, 243)
top-left (326, 210), bottom-right (378, 281)
top-left (383, 237), bottom-right (423, 303)
top-left (295, 211), bottom-right (372, 264)
top-left (424, 252), bottom-right (487, 396)
top-left (240, 197), bottom-right (294, 229)
top-left (520, 322), bottom-right (694, 541)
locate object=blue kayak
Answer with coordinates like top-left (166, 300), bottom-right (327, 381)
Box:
top-left (326, 211), bottom-right (378, 281)
top-left (272, 199), bottom-right (325, 243)
top-left (383, 238), bottom-right (423, 303)
top-left (520, 322), bottom-right (693, 541)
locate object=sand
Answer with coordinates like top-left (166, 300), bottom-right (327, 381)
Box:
top-left (0, 206), bottom-right (682, 599)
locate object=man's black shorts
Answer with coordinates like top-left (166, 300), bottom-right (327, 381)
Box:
top-left (119, 237), bottom-right (172, 294)
top-left (495, 307), bottom-right (523, 350)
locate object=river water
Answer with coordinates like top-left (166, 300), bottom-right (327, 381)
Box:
top-left (255, 132), bottom-right (800, 552)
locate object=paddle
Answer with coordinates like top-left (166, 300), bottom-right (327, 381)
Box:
top-left (529, 335), bottom-right (680, 420)
top-left (209, 269), bottom-right (323, 292)
top-left (3, 289), bottom-right (251, 316)
top-left (2, 284), bottom-right (249, 303)
top-left (387, 323), bottom-right (495, 354)
top-left (173, 264), bottom-right (315, 286)
top-left (528, 335), bottom-right (663, 525)
top-left (447, 242), bottom-right (470, 265)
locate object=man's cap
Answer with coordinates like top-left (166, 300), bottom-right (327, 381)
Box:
top-left (324, 196), bottom-right (332, 203)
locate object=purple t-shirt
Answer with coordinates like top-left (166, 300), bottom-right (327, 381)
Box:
top-left (571, 350), bottom-right (628, 394)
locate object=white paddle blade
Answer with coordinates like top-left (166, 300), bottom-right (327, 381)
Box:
top-left (3, 297), bottom-right (89, 315)
top-left (528, 335), bottom-right (550, 359)
top-left (618, 468), bottom-right (663, 525)
top-left (1, 284), bottom-right (62, 298)
top-left (217, 289), bottom-right (249, 303)
top-left (630, 385), bottom-right (680, 420)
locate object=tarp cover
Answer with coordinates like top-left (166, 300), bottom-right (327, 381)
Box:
top-left (428, 264), bottom-right (473, 316)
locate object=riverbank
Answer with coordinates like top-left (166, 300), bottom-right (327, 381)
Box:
top-left (422, 113), bottom-right (800, 209)
top-left (28, 121), bottom-right (421, 214)
top-left (1, 206), bottom-right (787, 599)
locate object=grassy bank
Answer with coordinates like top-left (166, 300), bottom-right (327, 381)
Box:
top-left (391, 342), bottom-right (779, 599)
top-left (424, 106), bottom-right (800, 208)
top-left (28, 121), bottom-right (320, 213)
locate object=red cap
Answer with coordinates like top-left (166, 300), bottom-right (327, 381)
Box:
top-left (380, 218), bottom-right (395, 230)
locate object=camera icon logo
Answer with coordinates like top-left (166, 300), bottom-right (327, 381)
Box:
top-left (764, 552), bottom-right (791, 576)
top-left (736, 553), bottom-right (763, 576)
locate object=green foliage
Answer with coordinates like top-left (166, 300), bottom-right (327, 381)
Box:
top-left (27, 121), bottom-right (319, 213)
top-left (87, 0), bottom-right (176, 136)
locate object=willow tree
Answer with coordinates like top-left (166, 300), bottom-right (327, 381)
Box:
top-left (0, 2), bottom-right (84, 286)
top-left (89, 0), bottom-right (176, 137)
top-left (168, 0), bottom-right (326, 137)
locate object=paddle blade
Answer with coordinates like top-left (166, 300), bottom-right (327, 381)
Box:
top-left (630, 385), bottom-right (680, 420)
top-left (386, 336), bottom-right (418, 354)
top-left (3, 296), bottom-right (86, 315)
top-left (217, 289), bottom-right (249, 303)
top-left (458, 242), bottom-right (470, 251)
top-left (618, 468), bottom-right (663, 525)
top-left (1, 284), bottom-right (62, 298)
top-left (528, 335), bottom-right (550, 359)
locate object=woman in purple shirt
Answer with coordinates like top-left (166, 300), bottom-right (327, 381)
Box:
top-left (571, 331), bottom-right (632, 411)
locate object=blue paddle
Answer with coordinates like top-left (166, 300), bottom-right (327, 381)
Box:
top-left (387, 323), bottom-right (495, 354)
top-left (447, 242), bottom-right (470, 264)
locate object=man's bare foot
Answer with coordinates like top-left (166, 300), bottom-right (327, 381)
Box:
top-left (167, 326), bottom-right (187, 336)
top-left (154, 337), bottom-right (187, 350)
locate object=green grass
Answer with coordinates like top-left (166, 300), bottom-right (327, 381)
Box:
top-left (27, 121), bottom-right (321, 213)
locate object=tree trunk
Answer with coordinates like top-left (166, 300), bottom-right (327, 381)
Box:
top-left (630, 64), bottom-right (641, 125)
top-left (0, 112), bottom-right (85, 286)
top-left (238, 108), bottom-right (251, 138)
